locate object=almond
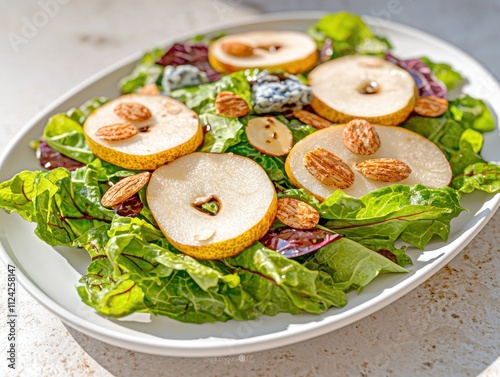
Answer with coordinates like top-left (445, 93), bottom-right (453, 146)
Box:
top-left (215, 91), bottom-right (250, 118)
top-left (276, 197), bottom-right (319, 230)
top-left (220, 41), bottom-right (254, 57)
top-left (342, 119), bottom-right (381, 155)
top-left (96, 122), bottom-right (138, 141)
top-left (293, 110), bottom-right (332, 129)
top-left (303, 148), bottom-right (355, 189)
top-left (355, 158), bottom-right (411, 182)
top-left (138, 84), bottom-right (161, 96)
top-left (413, 96), bottom-right (448, 117)
top-left (101, 172), bottom-right (150, 208)
top-left (114, 102), bottom-right (152, 122)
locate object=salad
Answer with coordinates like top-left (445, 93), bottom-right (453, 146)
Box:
top-left (0, 12), bottom-right (498, 324)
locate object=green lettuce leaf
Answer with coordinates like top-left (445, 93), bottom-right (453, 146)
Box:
top-left (308, 12), bottom-right (391, 58)
top-left (420, 57), bottom-right (465, 91)
top-left (451, 162), bottom-right (500, 194)
top-left (0, 160), bottom-right (121, 246)
top-left (171, 69), bottom-right (255, 115)
top-left (281, 185), bottom-right (464, 266)
top-left (226, 134), bottom-right (291, 187)
top-left (66, 97), bottom-right (109, 125)
top-left (311, 238), bottom-right (407, 292)
top-left (198, 114), bottom-right (246, 153)
top-left (120, 48), bottom-right (165, 94)
top-left (449, 95), bottom-right (495, 133)
top-left (43, 114), bottom-right (95, 164)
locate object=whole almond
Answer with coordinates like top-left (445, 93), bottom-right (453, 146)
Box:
top-left (215, 91), bottom-right (250, 118)
top-left (96, 122), bottom-right (138, 141)
top-left (414, 96), bottom-right (448, 117)
top-left (114, 102), bottom-right (152, 122)
top-left (355, 158), bottom-right (411, 182)
top-left (101, 172), bottom-right (150, 207)
top-left (342, 119), bottom-right (381, 155)
top-left (221, 41), bottom-right (254, 57)
top-left (303, 148), bottom-right (355, 189)
top-left (293, 110), bottom-right (332, 129)
top-left (276, 197), bottom-right (320, 230)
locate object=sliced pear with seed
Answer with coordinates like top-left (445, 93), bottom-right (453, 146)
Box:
top-left (245, 117), bottom-right (293, 156)
top-left (209, 31), bottom-right (318, 74)
top-left (147, 153), bottom-right (277, 260)
top-left (84, 94), bottom-right (203, 170)
top-left (309, 55), bottom-right (418, 126)
top-left (285, 125), bottom-right (452, 199)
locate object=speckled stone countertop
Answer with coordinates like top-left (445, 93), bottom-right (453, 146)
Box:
top-left (0, 1), bottom-right (499, 376)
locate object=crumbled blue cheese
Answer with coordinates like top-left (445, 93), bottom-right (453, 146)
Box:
top-left (161, 65), bottom-right (208, 93)
top-left (252, 70), bottom-right (312, 114)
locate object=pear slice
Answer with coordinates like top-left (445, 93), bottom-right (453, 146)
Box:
top-left (147, 153), bottom-right (277, 260)
top-left (309, 55), bottom-right (418, 126)
top-left (245, 117), bottom-right (293, 156)
top-left (285, 125), bottom-right (452, 200)
top-left (84, 94), bottom-right (203, 170)
top-left (209, 31), bottom-right (318, 74)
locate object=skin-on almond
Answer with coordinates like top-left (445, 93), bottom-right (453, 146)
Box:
top-left (215, 91), bottom-right (250, 118)
top-left (101, 172), bottom-right (150, 207)
top-left (114, 102), bottom-right (152, 122)
top-left (303, 148), bottom-right (355, 189)
top-left (276, 197), bottom-right (319, 230)
top-left (220, 41), bottom-right (254, 57)
top-left (355, 158), bottom-right (411, 182)
top-left (413, 96), bottom-right (448, 117)
top-left (293, 110), bottom-right (332, 129)
top-left (96, 123), bottom-right (138, 141)
top-left (342, 119), bottom-right (381, 155)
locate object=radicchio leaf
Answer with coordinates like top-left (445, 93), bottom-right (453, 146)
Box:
top-left (260, 227), bottom-right (342, 258)
top-left (156, 43), bottom-right (220, 82)
top-left (37, 141), bottom-right (85, 171)
top-left (386, 53), bottom-right (447, 98)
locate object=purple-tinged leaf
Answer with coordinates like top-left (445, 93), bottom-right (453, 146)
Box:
top-left (37, 141), bottom-right (85, 171)
top-left (156, 43), bottom-right (220, 82)
top-left (375, 249), bottom-right (398, 264)
top-left (113, 193), bottom-right (144, 217)
top-left (260, 227), bottom-right (342, 258)
top-left (320, 38), bottom-right (334, 62)
top-left (386, 53), bottom-right (447, 98)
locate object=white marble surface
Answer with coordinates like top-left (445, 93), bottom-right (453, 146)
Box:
top-left (0, 1), bottom-right (499, 376)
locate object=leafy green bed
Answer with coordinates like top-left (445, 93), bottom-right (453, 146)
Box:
top-left (0, 12), bottom-right (498, 323)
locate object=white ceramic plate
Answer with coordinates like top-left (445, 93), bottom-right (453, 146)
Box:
top-left (1, 12), bottom-right (499, 357)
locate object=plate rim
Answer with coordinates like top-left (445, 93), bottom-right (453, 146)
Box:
top-left (1, 11), bottom-right (500, 357)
